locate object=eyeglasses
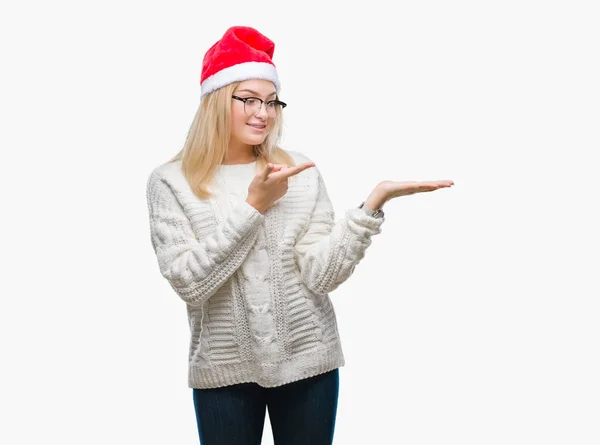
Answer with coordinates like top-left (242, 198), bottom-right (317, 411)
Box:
top-left (231, 95), bottom-right (287, 117)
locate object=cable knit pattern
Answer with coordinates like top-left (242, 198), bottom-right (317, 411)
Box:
top-left (293, 170), bottom-right (385, 296)
top-left (146, 150), bottom-right (385, 388)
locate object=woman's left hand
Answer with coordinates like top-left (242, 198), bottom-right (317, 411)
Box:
top-left (365, 179), bottom-right (454, 209)
top-left (379, 180), bottom-right (454, 199)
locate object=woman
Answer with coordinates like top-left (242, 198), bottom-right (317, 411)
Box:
top-left (146, 26), bottom-right (453, 445)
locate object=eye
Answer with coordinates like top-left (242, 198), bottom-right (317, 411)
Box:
top-left (266, 101), bottom-right (276, 108)
top-left (245, 98), bottom-right (259, 106)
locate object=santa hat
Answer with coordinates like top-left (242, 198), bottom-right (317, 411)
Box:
top-left (200, 26), bottom-right (280, 98)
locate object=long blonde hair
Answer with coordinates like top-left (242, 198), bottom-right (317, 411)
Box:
top-left (167, 82), bottom-right (295, 199)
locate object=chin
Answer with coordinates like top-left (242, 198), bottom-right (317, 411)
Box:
top-left (242, 134), bottom-right (269, 146)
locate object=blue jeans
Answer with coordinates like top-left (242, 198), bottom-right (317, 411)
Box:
top-left (192, 368), bottom-right (340, 445)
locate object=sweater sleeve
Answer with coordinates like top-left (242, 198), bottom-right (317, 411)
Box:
top-left (293, 168), bottom-right (385, 296)
top-left (146, 171), bottom-right (264, 306)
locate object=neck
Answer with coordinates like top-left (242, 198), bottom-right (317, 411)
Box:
top-left (224, 141), bottom-right (256, 165)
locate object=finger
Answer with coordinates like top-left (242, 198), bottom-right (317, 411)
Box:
top-left (427, 182), bottom-right (453, 190)
top-left (261, 163), bottom-right (274, 180)
top-left (272, 162), bottom-right (315, 180)
top-left (416, 183), bottom-right (450, 193)
top-left (270, 164), bottom-right (288, 173)
top-left (424, 180), bottom-right (454, 187)
top-left (403, 181), bottom-right (452, 192)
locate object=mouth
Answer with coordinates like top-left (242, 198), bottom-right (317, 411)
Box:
top-left (247, 123), bottom-right (267, 131)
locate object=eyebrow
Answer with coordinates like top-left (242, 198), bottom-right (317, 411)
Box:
top-left (235, 89), bottom-right (277, 97)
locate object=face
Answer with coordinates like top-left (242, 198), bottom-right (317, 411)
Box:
top-left (230, 79), bottom-right (279, 148)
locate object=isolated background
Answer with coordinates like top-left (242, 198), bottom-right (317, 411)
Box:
top-left (2, 0), bottom-right (599, 444)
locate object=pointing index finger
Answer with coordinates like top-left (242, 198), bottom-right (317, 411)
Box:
top-left (272, 162), bottom-right (316, 179)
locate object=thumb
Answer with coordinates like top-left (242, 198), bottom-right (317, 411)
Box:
top-left (261, 163), bottom-right (273, 180)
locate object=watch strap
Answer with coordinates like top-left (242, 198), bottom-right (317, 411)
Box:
top-left (359, 202), bottom-right (384, 218)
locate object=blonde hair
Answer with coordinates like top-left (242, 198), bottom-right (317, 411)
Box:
top-left (167, 82), bottom-right (295, 199)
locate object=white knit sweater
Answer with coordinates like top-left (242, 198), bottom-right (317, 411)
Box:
top-left (146, 150), bottom-right (385, 388)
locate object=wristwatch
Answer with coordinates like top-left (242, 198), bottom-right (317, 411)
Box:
top-left (359, 202), bottom-right (385, 219)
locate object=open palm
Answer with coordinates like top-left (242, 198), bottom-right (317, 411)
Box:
top-left (379, 180), bottom-right (454, 200)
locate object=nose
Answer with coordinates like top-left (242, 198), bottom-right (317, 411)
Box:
top-left (255, 102), bottom-right (268, 119)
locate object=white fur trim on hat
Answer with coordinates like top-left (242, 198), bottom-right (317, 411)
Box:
top-left (200, 61), bottom-right (280, 98)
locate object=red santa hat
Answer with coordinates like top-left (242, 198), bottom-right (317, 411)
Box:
top-left (200, 26), bottom-right (280, 98)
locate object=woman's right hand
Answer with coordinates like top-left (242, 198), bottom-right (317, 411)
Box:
top-left (246, 162), bottom-right (316, 213)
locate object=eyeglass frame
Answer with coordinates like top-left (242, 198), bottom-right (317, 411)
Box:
top-left (231, 95), bottom-right (287, 116)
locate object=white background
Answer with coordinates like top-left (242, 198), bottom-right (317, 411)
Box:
top-left (1, 0), bottom-right (599, 444)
